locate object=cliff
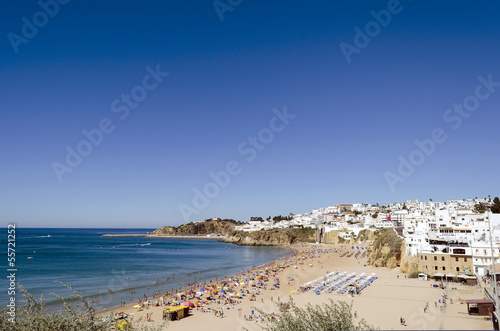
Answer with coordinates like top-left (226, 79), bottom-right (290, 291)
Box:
top-left (399, 243), bottom-right (419, 274)
top-left (366, 228), bottom-right (403, 269)
top-left (321, 229), bottom-right (375, 245)
top-left (322, 230), bottom-right (342, 244)
top-left (221, 228), bottom-right (315, 246)
top-left (151, 219), bottom-right (239, 236)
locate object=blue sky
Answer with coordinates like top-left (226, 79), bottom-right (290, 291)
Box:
top-left (1, 0), bottom-right (499, 228)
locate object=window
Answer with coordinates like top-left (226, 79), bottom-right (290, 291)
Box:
top-left (425, 256), bottom-right (427, 260)
top-left (456, 267), bottom-right (460, 272)
top-left (455, 257), bottom-right (459, 262)
top-left (464, 258), bottom-right (467, 262)
top-left (434, 256), bottom-right (437, 261)
top-left (442, 256), bottom-right (445, 261)
top-left (435, 266), bottom-right (438, 270)
top-left (442, 266), bottom-right (446, 270)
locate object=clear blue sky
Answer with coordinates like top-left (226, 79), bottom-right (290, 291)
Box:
top-left (1, 1), bottom-right (499, 228)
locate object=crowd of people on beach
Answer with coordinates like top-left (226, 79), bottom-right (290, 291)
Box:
top-left (103, 243), bottom-right (370, 325)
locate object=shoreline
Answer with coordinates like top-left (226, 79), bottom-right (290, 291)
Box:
top-left (101, 234), bottom-right (223, 240)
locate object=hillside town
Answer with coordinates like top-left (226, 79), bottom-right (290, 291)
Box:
top-left (234, 197), bottom-right (500, 278)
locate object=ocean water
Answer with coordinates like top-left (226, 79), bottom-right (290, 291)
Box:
top-left (1, 228), bottom-right (292, 311)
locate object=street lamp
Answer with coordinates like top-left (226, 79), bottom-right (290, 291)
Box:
top-left (487, 209), bottom-right (500, 327)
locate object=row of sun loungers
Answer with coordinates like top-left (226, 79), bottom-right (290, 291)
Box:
top-left (357, 275), bottom-right (377, 292)
top-left (299, 271), bottom-right (377, 295)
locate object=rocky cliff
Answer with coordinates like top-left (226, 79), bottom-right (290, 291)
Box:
top-left (151, 219), bottom-right (238, 236)
top-left (321, 230), bottom-right (342, 244)
top-left (366, 228), bottom-right (403, 269)
top-left (322, 227), bottom-right (417, 272)
top-left (321, 228), bottom-right (375, 245)
top-left (399, 243), bottom-right (419, 274)
top-left (221, 228), bottom-right (315, 246)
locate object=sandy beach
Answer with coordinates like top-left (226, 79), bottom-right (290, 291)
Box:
top-left (105, 243), bottom-right (492, 330)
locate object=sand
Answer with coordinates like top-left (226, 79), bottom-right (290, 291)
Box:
top-left (105, 243), bottom-right (492, 330)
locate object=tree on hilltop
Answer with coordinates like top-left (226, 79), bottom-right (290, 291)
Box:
top-left (492, 197), bottom-right (500, 214)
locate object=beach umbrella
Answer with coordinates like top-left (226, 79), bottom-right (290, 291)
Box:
top-left (187, 302), bottom-right (195, 307)
top-left (115, 312), bottom-right (126, 319)
top-left (220, 289), bottom-right (226, 294)
top-left (200, 287), bottom-right (205, 291)
top-left (223, 286), bottom-right (229, 290)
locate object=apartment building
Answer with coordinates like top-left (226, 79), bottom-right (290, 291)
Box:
top-left (418, 250), bottom-right (474, 277)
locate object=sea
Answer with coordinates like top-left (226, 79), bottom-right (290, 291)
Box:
top-left (1, 228), bottom-right (293, 311)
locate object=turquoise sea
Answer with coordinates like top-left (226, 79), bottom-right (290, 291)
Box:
top-left (1, 228), bottom-right (292, 311)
